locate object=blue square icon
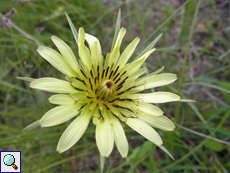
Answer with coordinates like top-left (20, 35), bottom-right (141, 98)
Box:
top-left (1, 151), bottom-right (21, 173)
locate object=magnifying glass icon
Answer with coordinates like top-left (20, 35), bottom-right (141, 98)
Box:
top-left (3, 154), bottom-right (18, 170)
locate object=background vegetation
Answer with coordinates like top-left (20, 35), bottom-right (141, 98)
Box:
top-left (0, 0), bottom-right (229, 172)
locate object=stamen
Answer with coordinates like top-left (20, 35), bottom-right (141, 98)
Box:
top-left (90, 70), bottom-right (94, 78)
top-left (120, 112), bottom-right (128, 118)
top-left (82, 80), bottom-right (86, 85)
top-left (125, 86), bottom-right (136, 92)
top-left (119, 99), bottom-right (126, 101)
top-left (111, 111), bottom-right (127, 122)
top-left (118, 76), bottom-right (128, 86)
top-left (74, 77), bottom-right (86, 85)
top-left (117, 80), bottom-right (125, 88)
top-left (70, 82), bottom-right (84, 91)
top-left (116, 85), bottom-right (123, 91)
top-left (115, 78), bottom-right (121, 84)
top-left (113, 66), bottom-right (119, 77)
top-left (120, 106), bottom-right (134, 113)
top-left (120, 71), bottom-right (126, 77)
top-left (97, 72), bottom-right (100, 82)
top-left (113, 73), bottom-right (120, 81)
top-left (112, 104), bottom-right (119, 108)
top-left (103, 104), bottom-right (110, 110)
top-left (109, 70), bottom-right (114, 79)
top-left (117, 91), bottom-right (125, 96)
top-left (108, 98), bottom-right (120, 103)
top-left (105, 66), bottom-right (109, 78)
top-left (74, 77), bottom-right (82, 81)
top-left (102, 69), bottom-right (105, 79)
top-left (88, 78), bottom-right (93, 91)
top-left (80, 69), bottom-right (87, 79)
top-left (94, 77), bottom-right (97, 85)
top-left (79, 103), bottom-right (87, 111)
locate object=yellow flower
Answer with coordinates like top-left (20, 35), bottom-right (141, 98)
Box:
top-left (24, 13), bottom-right (180, 160)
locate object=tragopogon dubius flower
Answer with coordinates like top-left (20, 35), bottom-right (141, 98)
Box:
top-left (23, 12), bottom-right (181, 166)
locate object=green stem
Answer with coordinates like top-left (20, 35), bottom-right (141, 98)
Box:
top-left (175, 0), bottom-right (203, 121)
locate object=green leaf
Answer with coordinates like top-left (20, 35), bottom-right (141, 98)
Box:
top-left (217, 81), bottom-right (230, 104)
top-left (180, 99), bottom-right (196, 102)
top-left (185, 82), bottom-right (230, 94)
top-left (159, 145), bottom-right (175, 160)
top-left (127, 141), bottom-right (153, 162)
top-left (135, 33), bottom-right (162, 61)
top-left (65, 12), bottom-right (78, 45)
top-left (100, 154), bottom-right (105, 173)
top-left (204, 140), bottom-right (224, 152)
top-left (179, 0), bottom-right (196, 40)
top-left (110, 9), bottom-right (121, 51)
top-left (24, 120), bottom-right (40, 130)
top-left (16, 77), bottom-right (35, 82)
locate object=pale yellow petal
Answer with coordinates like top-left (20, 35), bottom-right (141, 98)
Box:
top-left (124, 48), bottom-right (155, 73)
top-left (138, 113), bottom-right (175, 131)
top-left (51, 36), bottom-right (78, 73)
top-left (109, 114), bottom-right (128, 157)
top-left (78, 28), bottom-right (92, 66)
top-left (57, 114), bottom-right (90, 153)
top-left (85, 33), bottom-right (102, 58)
top-left (107, 28), bottom-right (126, 66)
top-left (30, 77), bottom-right (76, 93)
top-left (96, 116), bottom-right (114, 157)
top-left (138, 102), bottom-right (163, 115)
top-left (39, 105), bottom-right (82, 127)
top-left (126, 118), bottom-right (162, 146)
top-left (138, 92), bottom-right (180, 103)
top-left (116, 37), bottom-right (140, 67)
top-left (49, 94), bottom-right (76, 105)
top-left (37, 46), bottom-right (76, 76)
top-left (135, 73), bottom-right (177, 90)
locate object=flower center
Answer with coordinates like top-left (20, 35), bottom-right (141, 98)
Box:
top-left (105, 81), bottom-right (114, 89)
top-left (96, 80), bottom-right (115, 101)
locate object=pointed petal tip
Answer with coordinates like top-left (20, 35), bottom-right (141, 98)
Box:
top-left (51, 35), bottom-right (57, 40)
top-left (56, 146), bottom-right (66, 153)
top-left (79, 27), bottom-right (84, 32)
top-left (121, 27), bottom-right (126, 31)
top-left (56, 142), bottom-right (69, 153)
top-left (180, 99), bottom-right (197, 103)
top-left (23, 120), bottom-right (40, 131)
top-left (121, 154), bottom-right (128, 158)
top-left (100, 154), bottom-right (105, 173)
top-left (159, 145), bottom-right (175, 160)
top-left (36, 46), bottom-right (41, 51)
